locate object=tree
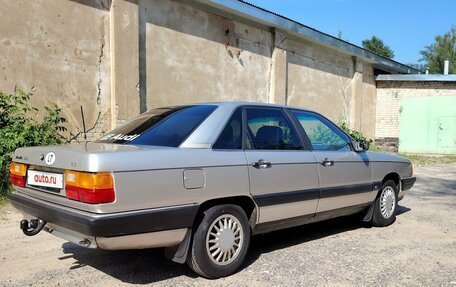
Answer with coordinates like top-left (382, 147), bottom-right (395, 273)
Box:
top-left (362, 35), bottom-right (395, 59)
top-left (406, 63), bottom-right (426, 73)
top-left (337, 30), bottom-right (343, 39)
top-left (419, 27), bottom-right (456, 74)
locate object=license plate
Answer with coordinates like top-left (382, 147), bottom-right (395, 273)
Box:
top-left (27, 170), bottom-right (64, 189)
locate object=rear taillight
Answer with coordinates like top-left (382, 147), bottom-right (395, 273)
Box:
top-left (10, 162), bottom-right (27, 187)
top-left (410, 163), bottom-right (413, 177)
top-left (64, 170), bottom-right (115, 204)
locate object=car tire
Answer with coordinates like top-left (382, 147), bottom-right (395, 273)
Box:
top-left (371, 180), bottom-right (398, 227)
top-left (187, 204), bottom-right (251, 279)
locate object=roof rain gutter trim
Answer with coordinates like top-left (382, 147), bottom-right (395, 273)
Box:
top-left (191, 0), bottom-right (418, 74)
top-left (377, 74), bottom-right (456, 82)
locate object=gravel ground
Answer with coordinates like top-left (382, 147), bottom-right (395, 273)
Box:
top-left (0, 164), bottom-right (455, 287)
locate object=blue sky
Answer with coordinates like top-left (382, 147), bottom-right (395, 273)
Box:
top-left (246, 0), bottom-right (456, 65)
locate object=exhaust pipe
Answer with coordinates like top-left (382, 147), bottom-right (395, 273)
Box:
top-left (20, 219), bottom-right (46, 236)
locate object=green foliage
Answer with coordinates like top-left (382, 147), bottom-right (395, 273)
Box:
top-left (339, 123), bottom-right (378, 151)
top-left (406, 63), bottom-right (426, 73)
top-left (362, 35), bottom-right (395, 59)
top-left (0, 88), bottom-right (66, 198)
top-left (337, 30), bottom-right (343, 40)
top-left (419, 26), bottom-right (456, 74)
top-left (339, 122), bottom-right (373, 143)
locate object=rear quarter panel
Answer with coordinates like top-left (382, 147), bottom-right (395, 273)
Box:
top-left (89, 149), bottom-right (250, 213)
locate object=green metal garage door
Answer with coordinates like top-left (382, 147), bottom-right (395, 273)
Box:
top-left (399, 96), bottom-right (456, 154)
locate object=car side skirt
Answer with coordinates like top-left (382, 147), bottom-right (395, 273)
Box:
top-left (252, 203), bottom-right (370, 235)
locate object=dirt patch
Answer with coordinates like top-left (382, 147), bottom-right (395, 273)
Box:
top-left (0, 164), bottom-right (455, 286)
top-left (399, 153), bottom-right (456, 167)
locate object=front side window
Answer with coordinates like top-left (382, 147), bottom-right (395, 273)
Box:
top-left (96, 105), bottom-right (217, 147)
top-left (245, 107), bottom-right (303, 150)
top-left (291, 110), bottom-right (351, 151)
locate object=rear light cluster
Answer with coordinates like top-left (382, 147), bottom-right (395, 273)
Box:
top-left (9, 162), bottom-right (27, 187)
top-left (410, 163), bottom-right (414, 177)
top-left (9, 162), bottom-right (115, 204)
top-left (64, 170), bottom-right (115, 204)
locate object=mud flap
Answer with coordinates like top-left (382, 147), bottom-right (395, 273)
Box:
top-left (363, 203), bottom-right (375, 222)
top-left (164, 228), bottom-right (192, 264)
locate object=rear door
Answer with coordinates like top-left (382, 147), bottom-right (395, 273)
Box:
top-left (290, 110), bottom-right (373, 214)
top-left (243, 106), bottom-right (319, 224)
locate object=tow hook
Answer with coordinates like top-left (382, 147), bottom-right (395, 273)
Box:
top-left (20, 219), bottom-right (47, 236)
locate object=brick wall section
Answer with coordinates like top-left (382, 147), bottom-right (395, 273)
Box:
top-left (375, 81), bottom-right (456, 151)
top-left (374, 137), bottom-right (399, 153)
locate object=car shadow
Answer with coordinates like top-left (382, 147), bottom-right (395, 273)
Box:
top-left (60, 205), bottom-right (410, 284)
top-left (243, 204), bottom-right (410, 269)
top-left (61, 243), bottom-right (197, 284)
top-left (396, 205), bottom-right (411, 215)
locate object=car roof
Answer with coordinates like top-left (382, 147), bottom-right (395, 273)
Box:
top-left (171, 101), bottom-right (318, 113)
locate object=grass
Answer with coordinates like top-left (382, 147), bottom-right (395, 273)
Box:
top-left (0, 196), bottom-right (8, 205)
top-left (0, 196), bottom-right (9, 221)
top-left (398, 153), bottom-right (456, 166)
top-left (368, 142), bottom-right (379, 152)
top-left (0, 187), bottom-right (10, 205)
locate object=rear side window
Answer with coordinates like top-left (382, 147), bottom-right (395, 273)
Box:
top-left (213, 108), bottom-right (243, 150)
top-left (245, 107), bottom-right (303, 150)
top-left (97, 105), bottom-right (217, 147)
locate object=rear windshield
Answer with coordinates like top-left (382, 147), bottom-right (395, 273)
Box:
top-left (96, 105), bottom-right (217, 147)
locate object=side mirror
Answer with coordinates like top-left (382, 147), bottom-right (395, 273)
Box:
top-left (360, 140), bottom-right (370, 151)
top-left (352, 139), bottom-right (370, 152)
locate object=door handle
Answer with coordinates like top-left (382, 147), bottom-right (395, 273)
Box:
top-left (320, 159), bottom-right (334, 167)
top-left (253, 159), bottom-right (272, 169)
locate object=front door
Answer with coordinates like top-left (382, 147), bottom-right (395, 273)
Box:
top-left (290, 110), bottom-right (373, 215)
top-left (244, 107), bottom-right (319, 224)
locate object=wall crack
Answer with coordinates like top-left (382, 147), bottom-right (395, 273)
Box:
top-left (96, 17), bottom-right (106, 106)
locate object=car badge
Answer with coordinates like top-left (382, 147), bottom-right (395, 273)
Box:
top-left (44, 152), bottom-right (56, 166)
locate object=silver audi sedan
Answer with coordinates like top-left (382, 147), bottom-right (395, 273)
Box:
top-left (9, 102), bottom-right (415, 278)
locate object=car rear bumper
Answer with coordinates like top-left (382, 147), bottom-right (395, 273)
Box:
top-left (8, 192), bottom-right (198, 249)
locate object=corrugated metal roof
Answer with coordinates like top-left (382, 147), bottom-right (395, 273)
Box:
top-left (190, 0), bottom-right (419, 74)
top-left (376, 74), bottom-right (456, 82)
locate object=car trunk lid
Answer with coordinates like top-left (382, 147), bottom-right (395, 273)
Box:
top-left (11, 143), bottom-right (170, 212)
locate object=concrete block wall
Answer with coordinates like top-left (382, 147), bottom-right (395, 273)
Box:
top-left (0, 0), bottom-right (112, 142)
top-left (1, 0), bottom-right (378, 142)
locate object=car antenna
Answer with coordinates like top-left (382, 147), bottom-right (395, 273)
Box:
top-left (80, 106), bottom-right (88, 143)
